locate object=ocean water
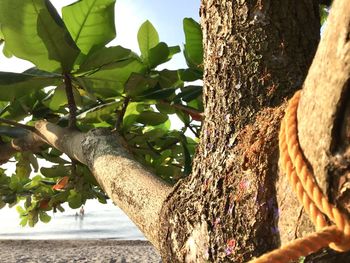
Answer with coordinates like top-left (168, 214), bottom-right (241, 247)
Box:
top-left (0, 200), bottom-right (145, 240)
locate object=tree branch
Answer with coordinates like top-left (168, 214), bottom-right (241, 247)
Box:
top-left (34, 120), bottom-right (172, 250)
top-left (0, 118), bottom-right (36, 132)
top-left (276, 0), bottom-right (350, 249)
top-left (0, 132), bottom-right (45, 164)
top-left (298, 0), bottom-right (350, 193)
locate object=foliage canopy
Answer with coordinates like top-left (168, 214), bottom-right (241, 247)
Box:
top-left (0, 0), bottom-right (203, 227)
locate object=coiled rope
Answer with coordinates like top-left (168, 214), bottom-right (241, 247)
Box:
top-left (250, 90), bottom-right (350, 263)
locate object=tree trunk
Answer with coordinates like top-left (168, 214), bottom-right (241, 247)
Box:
top-left (160, 0), bottom-right (322, 262)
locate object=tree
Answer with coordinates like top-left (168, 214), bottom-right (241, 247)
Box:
top-left (0, 0), bottom-right (349, 262)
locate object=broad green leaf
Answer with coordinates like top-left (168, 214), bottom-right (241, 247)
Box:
top-left (179, 68), bottom-right (203, 81)
top-left (15, 153), bottom-right (32, 178)
top-left (156, 102), bottom-right (176, 114)
top-left (168, 46), bottom-right (181, 59)
top-left (39, 211), bottom-right (51, 223)
top-left (148, 42), bottom-right (170, 68)
top-left (44, 86), bottom-right (67, 111)
top-left (0, 0), bottom-right (80, 72)
top-left (137, 111), bottom-right (168, 126)
top-left (20, 217), bottom-right (28, 227)
top-left (123, 102), bottom-right (146, 128)
top-left (78, 58), bottom-right (146, 98)
top-left (77, 101), bottom-right (119, 123)
top-left (183, 18), bottom-right (203, 69)
top-left (0, 72), bottom-right (60, 101)
top-left (137, 21), bottom-right (159, 62)
top-left (78, 46), bottom-right (132, 72)
top-left (139, 87), bottom-right (176, 100)
top-left (68, 190), bottom-right (83, 209)
top-left (158, 70), bottom-right (183, 89)
top-left (62, 0), bottom-right (116, 54)
top-left (41, 165), bottom-right (70, 178)
top-left (175, 85), bottom-right (202, 102)
top-left (125, 73), bottom-right (157, 97)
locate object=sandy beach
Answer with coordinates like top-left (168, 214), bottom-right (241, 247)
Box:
top-left (0, 240), bottom-right (161, 263)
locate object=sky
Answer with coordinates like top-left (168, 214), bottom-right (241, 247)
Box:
top-left (0, 0), bottom-right (200, 235)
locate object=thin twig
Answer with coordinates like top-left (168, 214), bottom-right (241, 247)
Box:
top-left (187, 123), bottom-right (200, 138)
top-left (0, 118), bottom-right (36, 132)
top-left (114, 97), bottom-right (130, 131)
top-left (64, 73), bottom-right (78, 129)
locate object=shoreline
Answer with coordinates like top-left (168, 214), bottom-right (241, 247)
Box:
top-left (0, 239), bottom-right (161, 262)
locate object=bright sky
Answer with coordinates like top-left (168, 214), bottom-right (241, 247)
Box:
top-left (0, 0), bottom-right (200, 233)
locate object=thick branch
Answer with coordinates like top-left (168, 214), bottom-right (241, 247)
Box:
top-left (0, 132), bottom-right (45, 164)
top-left (34, 120), bottom-right (172, 250)
top-left (298, 0), bottom-right (350, 195)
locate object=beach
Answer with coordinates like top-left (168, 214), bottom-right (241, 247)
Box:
top-left (0, 240), bottom-right (161, 263)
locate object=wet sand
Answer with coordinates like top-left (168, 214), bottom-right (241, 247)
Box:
top-left (0, 239), bottom-right (161, 263)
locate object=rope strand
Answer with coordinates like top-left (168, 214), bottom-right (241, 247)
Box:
top-left (249, 90), bottom-right (350, 263)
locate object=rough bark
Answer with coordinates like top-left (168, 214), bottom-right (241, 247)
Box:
top-left (34, 120), bottom-right (172, 251)
top-left (160, 0), bottom-right (320, 262)
top-left (296, 1), bottom-right (350, 261)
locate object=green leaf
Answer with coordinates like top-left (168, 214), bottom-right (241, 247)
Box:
top-left (158, 70), bottom-right (183, 89)
top-left (179, 68), bottom-right (203, 81)
top-left (319, 5), bottom-right (329, 26)
top-left (62, 0), bottom-right (116, 54)
top-left (137, 111), bottom-right (168, 126)
top-left (180, 135), bottom-right (192, 175)
top-left (168, 46), bottom-right (181, 59)
top-left (0, 72), bottom-right (60, 101)
top-left (183, 18), bottom-right (203, 69)
top-left (77, 58), bottom-right (146, 98)
top-left (78, 46), bottom-right (132, 72)
top-left (44, 86), bottom-right (67, 111)
top-left (175, 85), bottom-right (202, 102)
top-left (137, 20), bottom-right (159, 62)
top-left (139, 87), bottom-right (176, 100)
top-left (0, 0), bottom-right (80, 72)
top-left (39, 211), bottom-right (51, 223)
top-left (41, 165), bottom-right (70, 178)
top-left (68, 190), bottom-right (83, 209)
top-left (77, 101), bottom-right (120, 123)
top-left (124, 73), bottom-right (157, 97)
top-left (148, 42), bottom-right (170, 68)
top-left (20, 217), bottom-right (28, 227)
top-left (123, 102), bottom-right (146, 128)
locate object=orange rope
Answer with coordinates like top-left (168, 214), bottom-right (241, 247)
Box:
top-left (249, 90), bottom-right (350, 263)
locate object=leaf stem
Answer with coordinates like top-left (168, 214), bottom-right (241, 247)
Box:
top-left (114, 97), bottom-right (130, 131)
top-left (64, 73), bottom-right (78, 129)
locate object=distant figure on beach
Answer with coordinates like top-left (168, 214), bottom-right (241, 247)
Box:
top-left (75, 212), bottom-right (78, 220)
top-left (79, 206), bottom-right (85, 217)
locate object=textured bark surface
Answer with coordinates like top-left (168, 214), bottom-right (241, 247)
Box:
top-left (297, 1), bottom-right (350, 262)
top-left (34, 121), bottom-right (172, 250)
top-left (160, 0), bottom-right (320, 262)
top-left (298, 0), bottom-right (350, 211)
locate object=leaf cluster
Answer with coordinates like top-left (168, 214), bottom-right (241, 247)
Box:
top-left (0, 0), bottom-right (203, 226)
